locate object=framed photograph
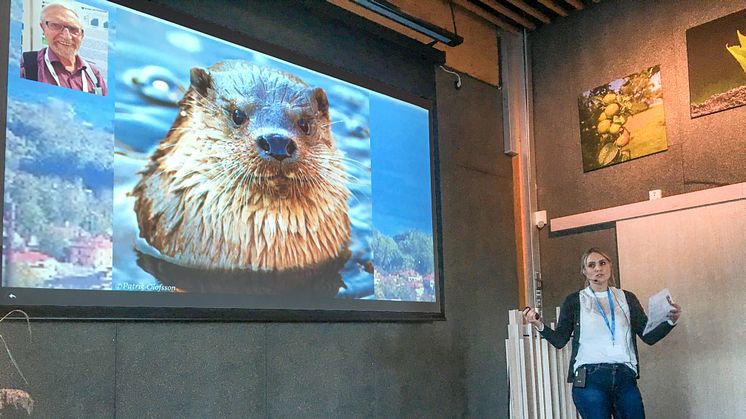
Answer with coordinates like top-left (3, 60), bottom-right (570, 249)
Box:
top-left (19, 0), bottom-right (109, 95)
top-left (0, 0), bottom-right (444, 320)
top-left (686, 9), bottom-right (746, 118)
top-left (577, 65), bottom-right (668, 172)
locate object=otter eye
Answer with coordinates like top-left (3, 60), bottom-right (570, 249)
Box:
top-left (298, 118), bottom-right (311, 135)
top-left (231, 108), bottom-right (248, 126)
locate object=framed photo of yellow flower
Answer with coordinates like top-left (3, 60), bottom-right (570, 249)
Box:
top-left (686, 9), bottom-right (746, 118)
top-left (577, 65), bottom-right (668, 172)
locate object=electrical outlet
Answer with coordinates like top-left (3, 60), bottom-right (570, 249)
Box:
top-left (649, 189), bottom-right (662, 200)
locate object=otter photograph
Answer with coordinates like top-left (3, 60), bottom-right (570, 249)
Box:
top-left (1, 0), bottom-right (438, 313)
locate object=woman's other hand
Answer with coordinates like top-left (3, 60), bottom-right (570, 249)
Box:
top-left (668, 301), bottom-right (682, 323)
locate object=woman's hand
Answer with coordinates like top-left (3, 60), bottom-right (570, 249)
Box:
top-left (668, 301), bottom-right (682, 323)
top-left (522, 306), bottom-right (544, 330)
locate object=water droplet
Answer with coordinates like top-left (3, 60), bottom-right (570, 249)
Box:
top-left (152, 80), bottom-right (170, 92)
top-left (131, 66), bottom-right (185, 106)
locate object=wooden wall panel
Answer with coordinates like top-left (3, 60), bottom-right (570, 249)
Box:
top-left (617, 199), bottom-right (746, 418)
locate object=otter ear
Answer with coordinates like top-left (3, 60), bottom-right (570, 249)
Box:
top-left (190, 67), bottom-right (213, 96)
top-left (310, 87), bottom-right (329, 118)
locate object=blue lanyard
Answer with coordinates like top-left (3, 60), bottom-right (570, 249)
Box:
top-left (591, 287), bottom-right (615, 344)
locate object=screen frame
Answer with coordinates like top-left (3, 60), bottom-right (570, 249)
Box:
top-left (0, 0), bottom-right (446, 321)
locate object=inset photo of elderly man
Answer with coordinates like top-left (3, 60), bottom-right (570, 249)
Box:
top-left (20, 0), bottom-right (108, 96)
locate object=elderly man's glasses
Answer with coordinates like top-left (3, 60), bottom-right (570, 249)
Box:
top-left (45, 21), bottom-right (83, 36)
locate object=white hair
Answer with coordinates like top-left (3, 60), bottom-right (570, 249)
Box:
top-left (39, 2), bottom-right (81, 24)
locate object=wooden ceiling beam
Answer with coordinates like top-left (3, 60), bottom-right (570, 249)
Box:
top-left (454, 0), bottom-right (521, 34)
top-left (537, 0), bottom-right (569, 17)
top-left (563, 0), bottom-right (585, 9)
top-left (478, 0), bottom-right (537, 30)
top-left (502, 0), bottom-right (551, 24)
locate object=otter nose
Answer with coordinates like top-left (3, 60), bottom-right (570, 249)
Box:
top-left (256, 134), bottom-right (297, 161)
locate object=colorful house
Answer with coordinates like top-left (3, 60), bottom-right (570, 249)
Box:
top-left (67, 235), bottom-right (113, 271)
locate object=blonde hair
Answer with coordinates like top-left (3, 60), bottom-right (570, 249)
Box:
top-left (580, 247), bottom-right (617, 288)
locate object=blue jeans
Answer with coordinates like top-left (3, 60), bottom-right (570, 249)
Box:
top-left (572, 363), bottom-right (645, 419)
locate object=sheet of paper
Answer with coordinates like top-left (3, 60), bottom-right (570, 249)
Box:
top-left (643, 288), bottom-right (673, 336)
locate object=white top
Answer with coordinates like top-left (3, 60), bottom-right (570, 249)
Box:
top-left (574, 286), bottom-right (638, 373)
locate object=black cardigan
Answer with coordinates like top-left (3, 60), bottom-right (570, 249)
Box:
top-left (539, 289), bottom-right (674, 383)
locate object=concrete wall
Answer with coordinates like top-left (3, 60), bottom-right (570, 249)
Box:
top-left (0, 1), bottom-right (518, 417)
top-left (529, 0), bottom-right (746, 313)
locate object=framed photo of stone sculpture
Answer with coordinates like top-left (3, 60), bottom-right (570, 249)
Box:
top-left (686, 8), bottom-right (746, 118)
top-left (577, 65), bottom-right (668, 172)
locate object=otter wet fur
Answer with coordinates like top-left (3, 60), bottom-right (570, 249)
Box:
top-left (133, 61), bottom-right (351, 272)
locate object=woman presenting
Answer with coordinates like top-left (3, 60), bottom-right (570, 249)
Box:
top-left (522, 248), bottom-right (682, 419)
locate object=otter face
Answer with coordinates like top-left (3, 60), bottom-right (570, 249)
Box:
top-left (184, 62), bottom-right (339, 200)
top-left (133, 61), bottom-right (351, 272)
